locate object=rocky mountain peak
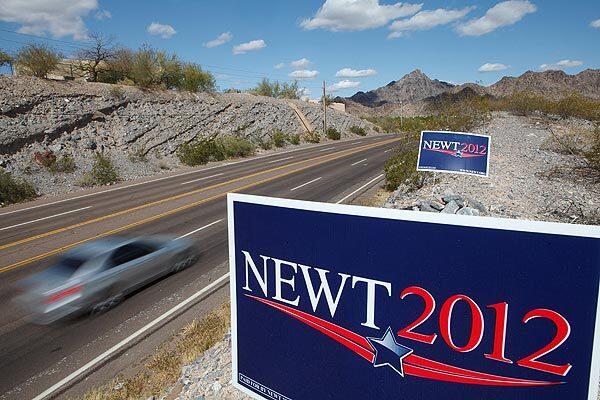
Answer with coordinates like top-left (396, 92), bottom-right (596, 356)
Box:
top-left (349, 69), bottom-right (454, 107)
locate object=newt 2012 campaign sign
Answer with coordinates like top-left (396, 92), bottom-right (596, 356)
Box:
top-left (227, 194), bottom-right (600, 400)
top-left (417, 131), bottom-right (491, 176)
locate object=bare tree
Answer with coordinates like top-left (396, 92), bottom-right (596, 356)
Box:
top-left (76, 33), bottom-right (117, 82)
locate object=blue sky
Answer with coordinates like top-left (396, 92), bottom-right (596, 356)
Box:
top-left (0, 0), bottom-right (599, 98)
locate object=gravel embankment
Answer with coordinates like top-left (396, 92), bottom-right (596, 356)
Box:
top-left (0, 76), bottom-right (376, 198)
top-left (385, 112), bottom-right (599, 223)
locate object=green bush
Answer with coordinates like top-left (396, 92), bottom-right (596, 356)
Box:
top-left (288, 134), bottom-right (301, 145)
top-left (350, 125), bottom-right (367, 136)
top-left (177, 136), bottom-right (255, 166)
top-left (326, 127), bottom-right (341, 140)
top-left (79, 152), bottom-right (120, 186)
top-left (250, 78), bottom-right (301, 99)
top-left (16, 43), bottom-right (61, 78)
top-left (180, 63), bottom-right (216, 93)
top-left (384, 142), bottom-right (431, 191)
top-left (219, 136), bottom-right (255, 158)
top-left (256, 137), bottom-right (273, 150)
top-left (50, 155), bottom-right (76, 173)
top-left (305, 133), bottom-right (320, 143)
top-left (272, 130), bottom-right (287, 148)
top-left (0, 169), bottom-right (37, 206)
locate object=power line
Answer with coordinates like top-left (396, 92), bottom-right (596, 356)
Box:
top-left (0, 29), bottom-right (323, 89)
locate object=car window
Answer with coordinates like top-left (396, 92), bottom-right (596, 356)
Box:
top-left (50, 256), bottom-right (86, 276)
top-left (107, 243), bottom-right (154, 269)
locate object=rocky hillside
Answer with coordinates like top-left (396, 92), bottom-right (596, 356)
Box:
top-left (487, 69), bottom-right (600, 100)
top-left (340, 68), bottom-right (600, 117)
top-left (347, 69), bottom-right (454, 107)
top-left (0, 76), bottom-right (376, 197)
top-left (0, 76), bottom-right (375, 157)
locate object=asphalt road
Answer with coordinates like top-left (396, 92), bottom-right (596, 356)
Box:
top-left (0, 134), bottom-right (400, 399)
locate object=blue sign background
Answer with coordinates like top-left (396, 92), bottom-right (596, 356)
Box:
top-left (417, 131), bottom-right (490, 176)
top-left (230, 196), bottom-right (599, 400)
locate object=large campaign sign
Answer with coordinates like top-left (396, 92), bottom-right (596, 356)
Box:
top-left (228, 194), bottom-right (600, 400)
top-left (417, 131), bottom-right (491, 176)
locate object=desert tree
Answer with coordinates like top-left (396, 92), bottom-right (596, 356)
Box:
top-left (16, 43), bottom-right (61, 78)
top-left (76, 33), bottom-right (117, 82)
top-left (0, 49), bottom-right (13, 68)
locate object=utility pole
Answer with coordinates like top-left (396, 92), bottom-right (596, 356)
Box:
top-left (322, 80), bottom-right (327, 136)
top-left (400, 101), bottom-right (403, 130)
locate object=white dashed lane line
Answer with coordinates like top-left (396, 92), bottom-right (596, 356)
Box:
top-left (180, 173), bottom-right (224, 185)
top-left (290, 177), bottom-right (322, 192)
top-left (0, 206), bottom-right (93, 232)
top-left (351, 158), bottom-right (368, 166)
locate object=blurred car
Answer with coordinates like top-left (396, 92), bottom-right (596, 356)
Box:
top-left (14, 236), bottom-right (197, 324)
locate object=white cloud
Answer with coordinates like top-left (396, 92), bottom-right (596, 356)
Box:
top-left (478, 62), bottom-right (509, 72)
top-left (147, 22), bottom-right (177, 39)
top-left (204, 32), bottom-right (233, 48)
top-left (328, 79), bottom-right (360, 92)
top-left (301, 0), bottom-right (422, 31)
top-left (291, 58), bottom-right (311, 68)
top-left (388, 7), bottom-right (473, 37)
top-left (0, 0), bottom-right (98, 40)
top-left (289, 70), bottom-right (320, 79)
top-left (274, 63), bottom-right (285, 69)
top-left (591, 19), bottom-right (600, 29)
top-left (233, 39), bottom-right (266, 55)
top-left (540, 59), bottom-right (583, 71)
top-left (457, 0), bottom-right (536, 36)
top-left (335, 67), bottom-right (377, 77)
top-left (95, 9), bottom-right (111, 20)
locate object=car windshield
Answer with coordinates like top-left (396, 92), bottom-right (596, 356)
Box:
top-left (50, 256), bottom-right (86, 276)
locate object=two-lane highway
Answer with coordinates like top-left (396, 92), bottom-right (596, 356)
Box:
top-left (0, 134), bottom-right (400, 399)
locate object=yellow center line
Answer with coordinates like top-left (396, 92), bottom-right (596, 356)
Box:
top-left (0, 137), bottom-right (399, 274)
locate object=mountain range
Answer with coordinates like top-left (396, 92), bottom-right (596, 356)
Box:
top-left (337, 68), bottom-right (600, 116)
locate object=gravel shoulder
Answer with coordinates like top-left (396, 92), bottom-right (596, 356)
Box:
top-left (384, 112), bottom-right (599, 223)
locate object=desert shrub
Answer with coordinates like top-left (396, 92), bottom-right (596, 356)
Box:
top-left (256, 137), bottom-right (273, 150)
top-left (0, 49), bottom-right (13, 67)
top-left (249, 78), bottom-right (301, 99)
top-left (272, 130), bottom-right (287, 147)
top-left (350, 125), bottom-right (367, 136)
top-left (219, 136), bottom-right (255, 158)
top-left (305, 132), bottom-right (320, 143)
top-left (0, 169), bottom-right (37, 206)
top-left (158, 162), bottom-right (170, 170)
top-left (177, 136), bottom-right (255, 166)
top-left (128, 146), bottom-right (148, 163)
top-left (179, 63), bottom-right (215, 92)
top-left (16, 43), bottom-right (61, 78)
top-left (584, 126), bottom-right (600, 173)
top-left (384, 142), bottom-right (431, 191)
top-left (34, 151), bottom-right (56, 168)
top-left (50, 155), bottom-right (76, 173)
top-left (109, 85), bottom-right (125, 100)
top-left (326, 127), bottom-right (341, 140)
top-left (177, 140), bottom-right (223, 166)
top-left (79, 152), bottom-right (120, 186)
top-left (368, 115), bottom-right (478, 137)
top-left (288, 133), bottom-right (301, 145)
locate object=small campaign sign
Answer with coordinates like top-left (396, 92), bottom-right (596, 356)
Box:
top-left (417, 131), bottom-right (490, 176)
top-left (228, 194), bottom-right (599, 400)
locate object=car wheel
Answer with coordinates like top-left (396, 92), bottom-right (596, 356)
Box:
top-left (90, 291), bottom-right (123, 315)
top-left (172, 252), bottom-right (196, 273)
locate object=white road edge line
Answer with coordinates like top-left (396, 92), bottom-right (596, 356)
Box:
top-left (351, 158), bottom-right (368, 166)
top-left (267, 156), bottom-right (294, 164)
top-left (0, 206), bottom-right (93, 232)
top-left (290, 177), bottom-right (322, 192)
top-left (176, 219), bottom-right (223, 239)
top-left (336, 174), bottom-right (384, 204)
top-left (180, 173), bottom-right (224, 185)
top-left (31, 272), bottom-right (231, 400)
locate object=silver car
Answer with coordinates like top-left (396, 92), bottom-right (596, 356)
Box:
top-left (14, 236), bottom-right (197, 324)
